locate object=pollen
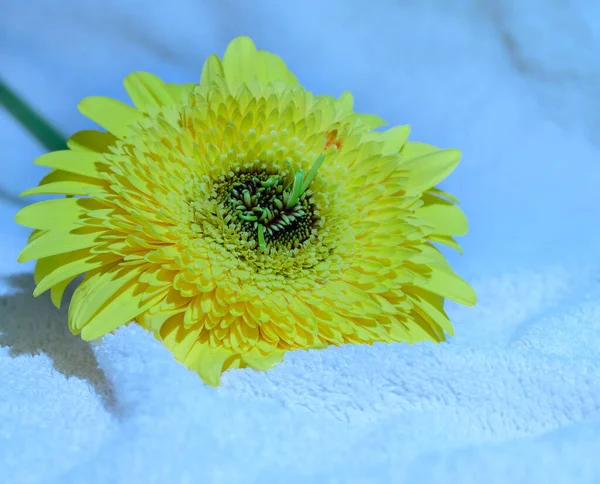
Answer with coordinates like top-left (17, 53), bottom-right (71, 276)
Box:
top-left (212, 169), bottom-right (317, 251)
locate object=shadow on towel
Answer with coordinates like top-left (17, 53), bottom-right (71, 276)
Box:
top-left (0, 273), bottom-right (116, 412)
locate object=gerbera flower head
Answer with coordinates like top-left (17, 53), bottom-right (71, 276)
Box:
top-left (15, 36), bottom-right (476, 385)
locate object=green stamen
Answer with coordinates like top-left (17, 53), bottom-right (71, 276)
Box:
top-left (301, 154), bottom-right (326, 193)
top-left (284, 153), bottom-right (327, 209)
top-left (243, 190), bottom-right (252, 208)
top-left (285, 170), bottom-right (305, 209)
top-left (258, 209), bottom-right (268, 223)
top-left (225, 159), bottom-right (325, 251)
top-left (260, 175), bottom-right (278, 187)
top-left (257, 223), bottom-right (266, 250)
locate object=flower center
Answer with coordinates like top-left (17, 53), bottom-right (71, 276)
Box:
top-left (212, 169), bottom-right (318, 251)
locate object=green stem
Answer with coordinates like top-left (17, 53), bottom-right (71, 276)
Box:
top-left (0, 78), bottom-right (67, 152)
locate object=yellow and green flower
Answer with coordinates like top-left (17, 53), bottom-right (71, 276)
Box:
top-left (15, 36), bottom-right (476, 385)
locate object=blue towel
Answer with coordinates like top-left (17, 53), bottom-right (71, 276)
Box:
top-left (1, 1), bottom-right (599, 482)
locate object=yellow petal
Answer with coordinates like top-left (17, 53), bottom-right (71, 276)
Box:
top-left (137, 304), bottom-right (187, 333)
top-left (159, 315), bottom-right (203, 361)
top-left (68, 264), bottom-right (144, 333)
top-left (124, 72), bottom-right (177, 110)
top-left (138, 265), bottom-right (177, 288)
top-left (356, 113), bottom-right (387, 129)
top-left (37, 168), bottom-right (100, 186)
top-left (415, 264), bottom-right (477, 307)
top-left (429, 187), bottom-right (459, 204)
top-left (219, 37), bottom-right (298, 89)
top-left (35, 252), bottom-right (117, 298)
top-left (222, 36), bottom-right (259, 88)
top-left (411, 244), bottom-right (453, 271)
top-left (34, 255), bottom-right (83, 309)
top-left (415, 202), bottom-right (468, 236)
top-left (400, 148), bottom-right (461, 192)
top-left (409, 289), bottom-right (454, 337)
top-left (78, 96), bottom-right (142, 138)
top-left (28, 229), bottom-right (45, 244)
top-left (200, 54), bottom-right (225, 87)
top-left (185, 341), bottom-right (236, 387)
top-left (67, 130), bottom-right (117, 153)
top-left (429, 234), bottom-right (463, 253)
top-left (32, 250), bottom-right (85, 287)
top-left (50, 276), bottom-right (76, 309)
top-left (401, 141), bottom-right (438, 158)
top-left (389, 319), bottom-right (412, 342)
top-left (165, 82), bottom-right (196, 103)
top-left (183, 296), bottom-right (201, 327)
top-left (405, 313), bottom-right (445, 343)
top-left (20, 181), bottom-right (104, 197)
top-left (17, 228), bottom-right (101, 262)
top-left (379, 125), bottom-right (411, 154)
top-left (256, 50), bottom-right (298, 86)
top-left (80, 280), bottom-right (165, 341)
top-left (243, 347), bottom-right (286, 371)
top-left (15, 198), bottom-right (86, 230)
top-left (337, 91), bottom-right (354, 112)
top-left (34, 150), bottom-right (102, 178)
top-left (20, 168), bottom-right (105, 196)
top-left (34, 252), bottom-right (62, 285)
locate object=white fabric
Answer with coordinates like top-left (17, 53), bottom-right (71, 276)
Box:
top-left (1, 1), bottom-right (599, 482)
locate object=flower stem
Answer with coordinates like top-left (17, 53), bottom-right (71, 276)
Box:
top-left (0, 78), bottom-right (67, 152)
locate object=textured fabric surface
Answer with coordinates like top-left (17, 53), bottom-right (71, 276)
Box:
top-left (1, 1), bottom-right (599, 483)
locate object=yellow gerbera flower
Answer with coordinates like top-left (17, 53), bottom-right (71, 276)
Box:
top-left (15, 36), bottom-right (476, 386)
